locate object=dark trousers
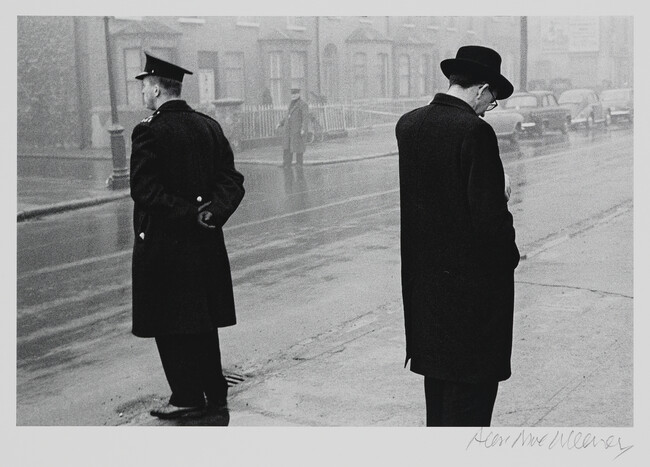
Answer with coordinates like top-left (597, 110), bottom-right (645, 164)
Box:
top-left (424, 377), bottom-right (499, 427)
top-left (283, 149), bottom-right (303, 166)
top-left (155, 333), bottom-right (228, 408)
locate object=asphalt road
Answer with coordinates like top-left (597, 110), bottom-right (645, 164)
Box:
top-left (16, 125), bottom-right (633, 425)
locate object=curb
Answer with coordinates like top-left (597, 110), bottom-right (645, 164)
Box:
top-left (17, 150), bottom-right (398, 221)
top-left (17, 191), bottom-right (131, 222)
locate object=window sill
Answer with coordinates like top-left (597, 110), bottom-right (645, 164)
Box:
top-left (236, 22), bottom-right (260, 28)
top-left (177, 17), bottom-right (205, 25)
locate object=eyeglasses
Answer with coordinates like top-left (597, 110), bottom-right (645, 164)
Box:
top-left (485, 87), bottom-right (498, 111)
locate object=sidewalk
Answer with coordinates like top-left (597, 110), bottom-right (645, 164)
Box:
top-left (17, 125), bottom-right (398, 221)
top-left (123, 207), bottom-right (632, 428)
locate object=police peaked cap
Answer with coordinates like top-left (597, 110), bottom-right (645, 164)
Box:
top-left (440, 45), bottom-right (514, 99)
top-left (135, 52), bottom-right (193, 82)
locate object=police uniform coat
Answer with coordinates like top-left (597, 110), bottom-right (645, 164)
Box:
top-left (396, 93), bottom-right (520, 384)
top-left (281, 98), bottom-right (309, 154)
top-left (130, 100), bottom-right (245, 337)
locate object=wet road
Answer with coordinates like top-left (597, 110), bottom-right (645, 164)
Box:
top-left (16, 125), bottom-right (633, 425)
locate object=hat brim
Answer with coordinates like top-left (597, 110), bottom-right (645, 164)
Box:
top-left (135, 71), bottom-right (150, 80)
top-left (441, 58), bottom-right (514, 99)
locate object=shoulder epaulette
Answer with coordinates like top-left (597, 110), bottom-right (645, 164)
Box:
top-left (140, 111), bottom-right (160, 124)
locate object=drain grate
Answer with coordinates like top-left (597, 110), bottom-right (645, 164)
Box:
top-left (225, 372), bottom-right (245, 387)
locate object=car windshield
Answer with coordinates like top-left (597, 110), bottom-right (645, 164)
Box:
top-left (504, 96), bottom-right (537, 109)
top-left (558, 91), bottom-right (587, 104)
top-left (601, 90), bottom-right (630, 101)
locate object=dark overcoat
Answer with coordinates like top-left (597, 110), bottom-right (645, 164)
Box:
top-left (281, 98), bottom-right (309, 154)
top-left (130, 100), bottom-right (245, 338)
top-left (396, 93), bottom-right (520, 384)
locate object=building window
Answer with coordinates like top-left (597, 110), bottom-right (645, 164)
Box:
top-left (431, 51), bottom-right (440, 93)
top-left (418, 55), bottom-right (429, 96)
top-left (290, 52), bottom-right (307, 93)
top-left (269, 52), bottom-right (283, 105)
top-left (323, 44), bottom-right (339, 101)
top-left (124, 48), bottom-right (142, 106)
top-left (198, 69), bottom-right (216, 103)
top-left (198, 51), bottom-right (219, 104)
top-left (468, 17), bottom-right (476, 33)
top-left (403, 17), bottom-right (416, 28)
top-left (377, 53), bottom-right (389, 98)
top-left (223, 52), bottom-right (245, 99)
top-left (399, 54), bottom-right (411, 97)
top-left (287, 16), bottom-right (305, 30)
top-left (353, 52), bottom-right (368, 99)
top-left (428, 17), bottom-right (441, 30)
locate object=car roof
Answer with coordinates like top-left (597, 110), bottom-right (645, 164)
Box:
top-left (509, 92), bottom-right (538, 97)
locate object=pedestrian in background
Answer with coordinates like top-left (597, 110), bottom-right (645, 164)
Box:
top-left (277, 87), bottom-right (309, 167)
top-left (130, 53), bottom-right (245, 419)
top-left (396, 45), bottom-right (520, 426)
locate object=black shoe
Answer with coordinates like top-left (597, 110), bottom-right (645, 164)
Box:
top-left (150, 403), bottom-right (206, 419)
top-left (207, 398), bottom-right (227, 413)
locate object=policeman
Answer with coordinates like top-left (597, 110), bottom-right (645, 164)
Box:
top-left (130, 52), bottom-right (245, 419)
top-left (277, 87), bottom-right (309, 167)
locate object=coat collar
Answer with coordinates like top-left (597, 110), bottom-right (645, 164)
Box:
top-left (430, 93), bottom-right (476, 116)
top-left (156, 99), bottom-right (193, 113)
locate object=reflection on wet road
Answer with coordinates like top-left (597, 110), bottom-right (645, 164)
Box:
top-left (16, 125), bottom-right (633, 424)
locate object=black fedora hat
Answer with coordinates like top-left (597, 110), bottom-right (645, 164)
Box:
top-left (440, 45), bottom-right (514, 99)
top-left (135, 52), bottom-right (193, 83)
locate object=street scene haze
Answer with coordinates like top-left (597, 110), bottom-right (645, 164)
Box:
top-left (16, 14), bottom-right (633, 436)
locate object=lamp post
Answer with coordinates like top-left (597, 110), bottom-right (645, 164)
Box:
top-left (103, 16), bottom-right (129, 190)
top-left (520, 16), bottom-right (528, 92)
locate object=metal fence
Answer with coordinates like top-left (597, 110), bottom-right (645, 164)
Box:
top-left (239, 100), bottom-right (426, 142)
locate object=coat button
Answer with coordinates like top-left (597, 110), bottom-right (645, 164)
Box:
top-left (139, 232), bottom-right (145, 240)
top-left (197, 196), bottom-right (203, 203)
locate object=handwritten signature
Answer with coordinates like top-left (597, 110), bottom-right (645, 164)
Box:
top-left (467, 427), bottom-right (633, 460)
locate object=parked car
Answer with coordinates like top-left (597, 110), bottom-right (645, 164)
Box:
top-left (502, 91), bottom-right (571, 136)
top-left (483, 107), bottom-right (524, 144)
top-left (558, 88), bottom-right (608, 129)
top-left (600, 88), bottom-right (633, 124)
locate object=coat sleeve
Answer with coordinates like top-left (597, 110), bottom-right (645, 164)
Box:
top-left (461, 122), bottom-right (520, 270)
top-left (205, 124), bottom-right (245, 227)
top-left (130, 123), bottom-right (197, 223)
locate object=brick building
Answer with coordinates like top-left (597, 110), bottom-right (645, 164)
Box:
top-left (19, 16), bottom-right (631, 151)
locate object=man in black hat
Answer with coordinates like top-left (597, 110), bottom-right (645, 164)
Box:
top-left (396, 45), bottom-right (520, 426)
top-left (130, 52), bottom-right (245, 419)
top-left (277, 87), bottom-right (309, 167)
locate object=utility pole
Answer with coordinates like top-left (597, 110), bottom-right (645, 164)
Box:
top-left (520, 16), bottom-right (528, 92)
top-left (103, 16), bottom-right (130, 190)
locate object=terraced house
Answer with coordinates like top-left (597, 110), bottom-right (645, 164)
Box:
top-left (17, 16), bottom-right (631, 150)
